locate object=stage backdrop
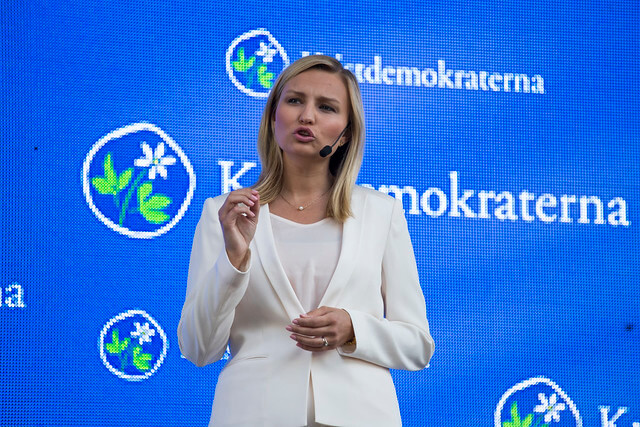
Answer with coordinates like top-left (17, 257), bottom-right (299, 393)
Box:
top-left (2, 1), bottom-right (638, 426)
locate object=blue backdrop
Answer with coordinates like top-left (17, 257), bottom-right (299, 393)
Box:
top-left (2, 1), bottom-right (638, 426)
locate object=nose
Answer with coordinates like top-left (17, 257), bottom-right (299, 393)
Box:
top-left (298, 104), bottom-right (315, 124)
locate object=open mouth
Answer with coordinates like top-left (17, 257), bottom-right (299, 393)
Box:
top-left (293, 127), bottom-right (315, 143)
top-left (294, 127), bottom-right (315, 139)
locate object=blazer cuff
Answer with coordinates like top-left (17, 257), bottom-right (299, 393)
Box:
top-left (337, 308), bottom-right (361, 355)
top-left (220, 248), bottom-right (252, 276)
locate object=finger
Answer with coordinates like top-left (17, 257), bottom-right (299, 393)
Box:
top-left (224, 190), bottom-right (260, 218)
top-left (293, 315), bottom-right (331, 328)
top-left (248, 192), bottom-right (260, 217)
top-left (220, 201), bottom-right (253, 222)
top-left (220, 204), bottom-right (253, 222)
top-left (224, 189), bottom-right (259, 207)
top-left (302, 306), bottom-right (330, 318)
top-left (223, 195), bottom-right (257, 213)
top-left (287, 324), bottom-right (332, 337)
top-left (231, 202), bottom-right (256, 218)
top-left (296, 342), bottom-right (330, 352)
top-left (221, 196), bottom-right (258, 219)
top-left (290, 333), bottom-right (331, 350)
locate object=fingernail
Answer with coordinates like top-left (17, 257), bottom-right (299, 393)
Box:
top-left (292, 319), bottom-right (298, 324)
top-left (285, 325), bottom-right (292, 331)
top-left (290, 334), bottom-right (297, 340)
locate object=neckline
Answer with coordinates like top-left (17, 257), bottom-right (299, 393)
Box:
top-left (252, 195), bottom-right (361, 318)
top-left (269, 212), bottom-right (333, 227)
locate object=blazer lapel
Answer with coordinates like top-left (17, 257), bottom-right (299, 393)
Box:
top-left (253, 203), bottom-right (305, 320)
top-left (318, 189), bottom-right (365, 308)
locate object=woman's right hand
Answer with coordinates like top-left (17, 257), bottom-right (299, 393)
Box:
top-left (218, 188), bottom-right (260, 270)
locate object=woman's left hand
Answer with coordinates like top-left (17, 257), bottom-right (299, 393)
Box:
top-left (287, 306), bottom-right (355, 351)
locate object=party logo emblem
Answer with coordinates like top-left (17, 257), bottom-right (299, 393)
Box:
top-left (99, 309), bottom-right (168, 381)
top-left (495, 377), bottom-right (582, 427)
top-left (226, 28), bottom-right (290, 98)
top-left (82, 123), bottom-right (196, 238)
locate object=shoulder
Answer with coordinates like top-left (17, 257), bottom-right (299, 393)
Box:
top-left (353, 185), bottom-right (398, 208)
top-left (200, 193), bottom-right (230, 218)
top-left (352, 185), bottom-right (401, 221)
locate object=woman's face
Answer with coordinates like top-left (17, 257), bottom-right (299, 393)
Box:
top-left (273, 69), bottom-right (350, 162)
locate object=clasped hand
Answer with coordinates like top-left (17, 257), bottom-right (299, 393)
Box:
top-left (287, 306), bottom-right (355, 351)
top-left (219, 188), bottom-right (260, 270)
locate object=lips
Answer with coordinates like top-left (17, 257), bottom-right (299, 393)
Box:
top-left (293, 127), bottom-right (315, 142)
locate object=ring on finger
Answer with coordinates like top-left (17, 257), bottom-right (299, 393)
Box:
top-left (236, 202), bottom-right (248, 216)
top-left (322, 337), bottom-right (329, 347)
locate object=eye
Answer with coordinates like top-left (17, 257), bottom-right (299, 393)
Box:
top-left (286, 97), bottom-right (301, 104)
top-left (320, 104), bottom-right (336, 112)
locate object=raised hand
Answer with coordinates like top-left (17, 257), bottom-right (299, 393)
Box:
top-left (218, 188), bottom-right (260, 270)
top-left (287, 306), bottom-right (355, 351)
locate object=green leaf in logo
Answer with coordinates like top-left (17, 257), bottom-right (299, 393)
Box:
top-left (92, 177), bottom-right (115, 195)
top-left (257, 65), bottom-right (274, 89)
top-left (105, 329), bottom-right (122, 354)
top-left (104, 153), bottom-right (118, 188)
top-left (118, 168), bottom-right (133, 191)
top-left (137, 182), bottom-right (172, 224)
top-left (232, 47), bottom-right (256, 72)
top-left (142, 208), bottom-right (170, 224)
top-left (91, 153), bottom-right (120, 195)
top-left (502, 401), bottom-right (533, 427)
top-left (138, 182), bottom-right (153, 206)
top-left (132, 346), bottom-right (153, 371)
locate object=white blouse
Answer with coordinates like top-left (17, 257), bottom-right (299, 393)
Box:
top-left (270, 213), bottom-right (343, 313)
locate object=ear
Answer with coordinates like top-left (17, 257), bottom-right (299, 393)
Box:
top-left (339, 128), bottom-right (352, 146)
top-left (342, 120), bottom-right (352, 145)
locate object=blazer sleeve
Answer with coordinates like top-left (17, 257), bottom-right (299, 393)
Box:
top-left (177, 197), bottom-right (251, 367)
top-left (338, 198), bottom-right (435, 371)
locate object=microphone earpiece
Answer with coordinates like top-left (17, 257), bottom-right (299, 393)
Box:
top-left (319, 122), bottom-right (351, 158)
top-left (319, 145), bottom-right (333, 158)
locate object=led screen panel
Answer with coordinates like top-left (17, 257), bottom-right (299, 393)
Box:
top-left (2, 2), bottom-right (638, 426)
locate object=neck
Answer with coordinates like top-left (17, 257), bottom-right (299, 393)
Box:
top-left (281, 157), bottom-right (333, 197)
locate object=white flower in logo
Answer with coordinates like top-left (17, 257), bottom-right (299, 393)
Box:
top-left (83, 123), bottom-right (196, 239)
top-left (256, 41), bottom-right (276, 63)
top-left (226, 29), bottom-right (290, 98)
top-left (534, 392), bottom-right (566, 423)
top-left (130, 321), bottom-right (156, 345)
top-left (134, 142), bottom-right (176, 180)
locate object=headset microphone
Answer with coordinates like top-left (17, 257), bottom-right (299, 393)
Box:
top-left (319, 122), bottom-right (350, 158)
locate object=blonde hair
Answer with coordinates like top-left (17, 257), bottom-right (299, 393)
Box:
top-left (253, 55), bottom-right (365, 223)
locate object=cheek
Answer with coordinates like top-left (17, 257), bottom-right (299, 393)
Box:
top-left (272, 105), bottom-right (287, 133)
top-left (273, 100), bottom-right (289, 122)
top-left (272, 114), bottom-right (285, 147)
top-left (329, 121), bottom-right (348, 139)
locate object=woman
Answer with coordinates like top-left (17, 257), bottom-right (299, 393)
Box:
top-left (178, 55), bottom-right (434, 426)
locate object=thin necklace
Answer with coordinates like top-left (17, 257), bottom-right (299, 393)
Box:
top-left (279, 189), bottom-right (330, 211)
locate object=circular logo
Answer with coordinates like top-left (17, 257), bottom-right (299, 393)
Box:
top-left (226, 28), bottom-right (290, 98)
top-left (99, 309), bottom-right (168, 381)
top-left (82, 123), bottom-right (196, 238)
top-left (495, 377), bottom-right (582, 427)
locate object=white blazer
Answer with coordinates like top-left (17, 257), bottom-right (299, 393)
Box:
top-left (178, 186), bottom-right (435, 427)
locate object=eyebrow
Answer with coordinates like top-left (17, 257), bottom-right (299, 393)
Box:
top-left (284, 90), bottom-right (341, 105)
